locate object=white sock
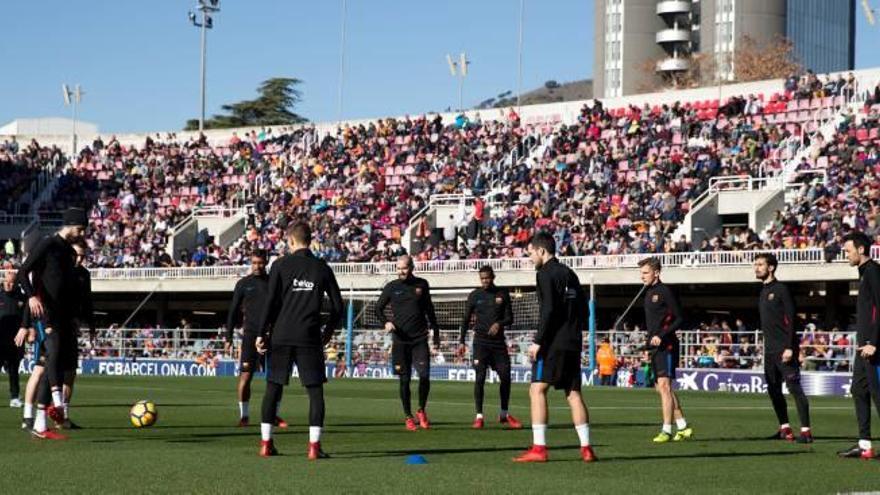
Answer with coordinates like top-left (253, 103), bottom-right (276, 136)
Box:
top-left (239, 401), bottom-right (249, 418)
top-left (24, 403), bottom-right (33, 419)
top-left (575, 423), bottom-right (590, 447)
top-left (859, 439), bottom-right (872, 450)
top-left (51, 390), bottom-right (63, 408)
top-left (309, 426), bottom-right (322, 443)
top-left (532, 424), bottom-right (547, 446)
top-left (662, 424), bottom-right (673, 435)
top-left (34, 408), bottom-right (47, 432)
top-left (801, 427), bottom-right (811, 432)
top-left (676, 418), bottom-right (688, 430)
top-left (63, 403), bottom-right (70, 419)
top-left (476, 413), bottom-right (484, 419)
top-left (780, 423), bottom-right (791, 430)
top-left (499, 410), bottom-right (507, 419)
top-left (261, 423), bottom-right (273, 441)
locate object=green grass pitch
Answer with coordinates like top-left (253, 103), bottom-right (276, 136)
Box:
top-left (1, 376), bottom-right (878, 493)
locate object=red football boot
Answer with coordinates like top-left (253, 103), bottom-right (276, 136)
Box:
top-left (238, 417), bottom-right (249, 427)
top-left (501, 414), bottom-right (523, 430)
top-left (32, 429), bottom-right (67, 441)
top-left (513, 445), bottom-right (548, 463)
top-left (275, 417), bottom-right (289, 429)
top-left (308, 442), bottom-right (330, 460)
top-left (581, 446), bottom-right (598, 463)
top-left (259, 440), bottom-right (278, 457)
top-left (405, 417), bottom-right (419, 431)
top-left (416, 409), bottom-right (431, 430)
top-left (472, 416), bottom-right (485, 429)
top-left (47, 405), bottom-right (65, 424)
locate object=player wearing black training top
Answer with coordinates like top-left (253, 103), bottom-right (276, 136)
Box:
top-left (754, 253), bottom-right (812, 443)
top-left (639, 257), bottom-right (692, 443)
top-left (458, 266), bottom-right (522, 430)
top-left (376, 255), bottom-right (440, 431)
top-left (255, 222), bottom-right (343, 460)
top-left (224, 251), bottom-right (287, 428)
top-left (0, 269), bottom-right (26, 408)
top-left (58, 242), bottom-right (96, 429)
top-left (514, 232), bottom-right (596, 463)
top-left (16, 207), bottom-right (87, 440)
top-left (838, 232), bottom-right (880, 459)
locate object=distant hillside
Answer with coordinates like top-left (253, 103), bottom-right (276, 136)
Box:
top-left (476, 79), bottom-right (593, 109)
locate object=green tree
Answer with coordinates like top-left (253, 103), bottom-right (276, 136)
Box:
top-left (185, 77), bottom-right (308, 130)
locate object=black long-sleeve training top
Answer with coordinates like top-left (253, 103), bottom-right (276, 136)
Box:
top-left (758, 279), bottom-right (798, 354)
top-left (459, 285), bottom-right (513, 347)
top-left (257, 249), bottom-right (344, 347)
top-left (0, 283), bottom-right (26, 335)
top-left (533, 258), bottom-right (586, 352)
top-left (226, 273), bottom-right (269, 341)
top-left (644, 281), bottom-right (684, 344)
top-left (74, 265), bottom-right (95, 336)
top-left (16, 234), bottom-right (78, 315)
top-left (856, 259), bottom-right (880, 348)
top-left (375, 276), bottom-right (440, 344)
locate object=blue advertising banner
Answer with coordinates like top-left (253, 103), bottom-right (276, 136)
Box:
top-left (10, 359), bottom-right (854, 397)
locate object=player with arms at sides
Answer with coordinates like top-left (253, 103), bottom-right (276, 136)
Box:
top-left (224, 250), bottom-right (287, 428)
top-left (459, 265), bottom-right (521, 429)
top-left (375, 255), bottom-right (440, 431)
top-left (754, 253), bottom-right (812, 443)
top-left (838, 232), bottom-right (880, 459)
top-left (514, 232), bottom-right (596, 463)
top-left (256, 223), bottom-right (343, 460)
top-left (16, 207), bottom-right (87, 440)
top-left (639, 257), bottom-right (693, 443)
top-left (1, 268), bottom-right (27, 409)
top-left (59, 241), bottom-right (96, 429)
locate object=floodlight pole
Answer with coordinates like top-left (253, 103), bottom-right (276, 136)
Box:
top-left (200, 14), bottom-right (207, 132)
top-left (517, 0), bottom-right (525, 112)
top-left (190, 1), bottom-right (219, 132)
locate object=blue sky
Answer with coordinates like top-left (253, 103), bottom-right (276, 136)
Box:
top-left (0, 1), bottom-right (878, 133)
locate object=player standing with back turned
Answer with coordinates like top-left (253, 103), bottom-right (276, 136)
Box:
top-left (754, 253), bottom-right (812, 443)
top-left (375, 255), bottom-right (440, 431)
top-left (255, 223), bottom-right (343, 460)
top-left (514, 232), bottom-right (596, 463)
top-left (639, 257), bottom-right (693, 443)
top-left (459, 265), bottom-right (522, 429)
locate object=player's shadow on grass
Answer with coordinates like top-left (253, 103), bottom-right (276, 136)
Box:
top-left (705, 435), bottom-right (852, 442)
top-left (74, 403), bottom-right (204, 408)
top-left (548, 422), bottom-right (655, 429)
top-left (329, 421), bottom-right (457, 428)
top-left (591, 450), bottom-right (809, 464)
top-left (330, 444), bottom-right (594, 459)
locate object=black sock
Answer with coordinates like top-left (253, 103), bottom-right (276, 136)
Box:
top-left (399, 375), bottom-right (412, 417)
top-left (306, 385), bottom-right (325, 427)
top-left (418, 375), bottom-right (430, 411)
top-left (474, 368), bottom-right (487, 415)
top-left (786, 379), bottom-right (811, 429)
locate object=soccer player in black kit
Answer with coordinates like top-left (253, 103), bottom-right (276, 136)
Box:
top-left (0, 269), bottom-right (26, 408)
top-left (224, 250), bottom-right (287, 428)
top-left (58, 241), bottom-right (96, 429)
top-left (838, 232), bottom-right (880, 459)
top-left (639, 257), bottom-right (692, 443)
top-left (255, 223), bottom-right (343, 460)
top-left (459, 266), bottom-right (522, 429)
top-left (376, 255), bottom-right (440, 431)
top-left (16, 207), bottom-right (87, 440)
top-left (514, 232), bottom-right (595, 463)
top-left (754, 253), bottom-right (812, 443)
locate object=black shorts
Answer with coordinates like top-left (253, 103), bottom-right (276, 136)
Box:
top-left (391, 338), bottom-right (430, 377)
top-left (239, 333), bottom-right (263, 373)
top-left (267, 345), bottom-right (326, 387)
top-left (652, 342), bottom-right (679, 379)
top-left (764, 354), bottom-right (801, 388)
top-left (531, 350), bottom-right (582, 391)
top-left (0, 339), bottom-right (24, 364)
top-left (473, 343), bottom-right (510, 374)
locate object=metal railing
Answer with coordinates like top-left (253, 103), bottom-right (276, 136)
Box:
top-left (0, 247), bottom-right (869, 281)
top-left (53, 328), bottom-right (857, 373)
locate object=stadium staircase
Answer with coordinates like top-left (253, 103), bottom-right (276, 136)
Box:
top-left (167, 205), bottom-right (250, 259)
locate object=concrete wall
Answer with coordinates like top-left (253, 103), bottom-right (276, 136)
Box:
top-left (752, 189), bottom-right (785, 233)
top-left (168, 218), bottom-right (197, 259)
top-left (686, 193), bottom-right (722, 242)
top-left (622, 0), bottom-right (667, 95)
